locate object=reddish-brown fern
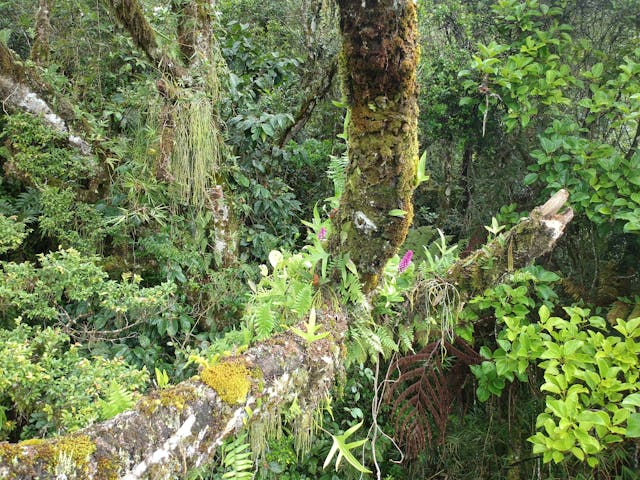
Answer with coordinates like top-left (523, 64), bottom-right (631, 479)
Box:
top-left (384, 338), bottom-right (482, 460)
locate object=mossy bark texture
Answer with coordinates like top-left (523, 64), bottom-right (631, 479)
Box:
top-left (31, 0), bottom-right (53, 65)
top-left (446, 189), bottom-right (574, 295)
top-left (0, 311), bottom-right (348, 479)
top-left (331, 0), bottom-right (419, 291)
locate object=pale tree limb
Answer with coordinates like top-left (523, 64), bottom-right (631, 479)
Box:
top-left (446, 189), bottom-right (573, 295)
top-left (0, 190), bottom-right (573, 479)
top-left (0, 43), bottom-right (91, 155)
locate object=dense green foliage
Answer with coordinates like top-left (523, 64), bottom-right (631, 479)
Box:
top-left (1, 0), bottom-right (640, 478)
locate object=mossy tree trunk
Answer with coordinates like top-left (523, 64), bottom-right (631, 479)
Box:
top-left (105, 0), bottom-right (236, 264)
top-left (330, 0), bottom-right (419, 292)
top-left (31, 0), bottom-right (53, 65)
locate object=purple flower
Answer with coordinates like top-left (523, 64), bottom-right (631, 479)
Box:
top-left (317, 227), bottom-right (327, 241)
top-left (398, 250), bottom-right (413, 273)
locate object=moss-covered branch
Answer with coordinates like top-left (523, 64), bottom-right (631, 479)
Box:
top-left (104, 0), bottom-right (185, 79)
top-left (0, 191), bottom-right (573, 479)
top-left (0, 311), bottom-right (348, 479)
top-left (330, 0), bottom-right (419, 292)
top-left (277, 57), bottom-right (338, 148)
top-left (446, 189), bottom-right (574, 295)
top-left (0, 43), bottom-right (91, 155)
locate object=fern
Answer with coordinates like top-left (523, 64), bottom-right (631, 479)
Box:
top-left (291, 282), bottom-right (313, 315)
top-left (383, 339), bottom-right (482, 459)
top-left (219, 432), bottom-right (254, 480)
top-left (326, 151), bottom-right (349, 205)
top-left (254, 302), bottom-right (276, 340)
top-left (99, 381), bottom-right (136, 420)
top-left (376, 325), bottom-right (399, 359)
top-left (397, 323), bottom-right (415, 354)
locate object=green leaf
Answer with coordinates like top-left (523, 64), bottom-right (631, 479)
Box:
top-left (621, 393), bottom-right (640, 408)
top-left (524, 172), bottom-right (539, 185)
top-left (591, 63), bottom-right (604, 78)
top-left (626, 414), bottom-right (640, 437)
top-left (540, 136), bottom-right (560, 154)
top-left (388, 209), bottom-right (407, 217)
top-left (323, 422), bottom-right (372, 474)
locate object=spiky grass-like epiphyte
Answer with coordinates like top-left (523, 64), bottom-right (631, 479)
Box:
top-left (170, 95), bottom-right (223, 209)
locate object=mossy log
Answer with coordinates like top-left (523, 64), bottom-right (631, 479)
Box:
top-left (0, 310), bottom-right (348, 479)
top-left (446, 189), bottom-right (574, 295)
top-left (330, 0), bottom-right (420, 292)
top-left (0, 191), bottom-right (573, 479)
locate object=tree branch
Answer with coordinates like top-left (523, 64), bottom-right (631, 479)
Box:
top-left (446, 189), bottom-right (573, 295)
top-left (105, 0), bottom-right (185, 80)
top-left (277, 57), bottom-right (338, 148)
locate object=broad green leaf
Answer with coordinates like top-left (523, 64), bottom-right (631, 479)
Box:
top-left (621, 393), bottom-right (640, 408)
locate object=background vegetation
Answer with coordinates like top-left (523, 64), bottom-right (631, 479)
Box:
top-left (1, 0), bottom-right (639, 478)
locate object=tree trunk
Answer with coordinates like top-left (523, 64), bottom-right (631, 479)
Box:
top-left (105, 0), bottom-right (235, 262)
top-left (31, 0), bottom-right (54, 65)
top-left (0, 191), bottom-right (573, 479)
top-left (330, 0), bottom-right (420, 292)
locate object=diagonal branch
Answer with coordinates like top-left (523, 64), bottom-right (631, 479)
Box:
top-left (1, 44), bottom-right (91, 155)
top-left (105, 0), bottom-right (185, 80)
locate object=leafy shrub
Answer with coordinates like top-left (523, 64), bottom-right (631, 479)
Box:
top-left (0, 321), bottom-right (148, 440)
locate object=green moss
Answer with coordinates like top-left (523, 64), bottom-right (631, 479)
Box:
top-left (200, 360), bottom-right (251, 404)
top-left (17, 438), bottom-right (45, 446)
top-left (138, 384), bottom-right (199, 415)
top-left (52, 434), bottom-right (96, 470)
top-left (96, 455), bottom-right (121, 480)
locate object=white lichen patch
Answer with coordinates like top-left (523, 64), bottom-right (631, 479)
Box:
top-left (2, 76), bottom-right (91, 155)
top-left (353, 211), bottom-right (377, 234)
top-left (541, 218), bottom-right (565, 241)
top-left (123, 414), bottom-right (196, 480)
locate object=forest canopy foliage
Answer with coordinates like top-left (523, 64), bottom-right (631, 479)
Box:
top-left (0, 0), bottom-right (640, 478)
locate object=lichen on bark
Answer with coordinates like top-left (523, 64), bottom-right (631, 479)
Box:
top-left (331, 0), bottom-right (420, 292)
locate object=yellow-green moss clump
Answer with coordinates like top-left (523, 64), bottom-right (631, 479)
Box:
top-left (138, 384), bottom-right (199, 415)
top-left (200, 361), bottom-right (251, 404)
top-left (53, 434), bottom-right (96, 467)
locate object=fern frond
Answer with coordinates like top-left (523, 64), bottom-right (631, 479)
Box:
top-left (254, 303), bottom-right (276, 339)
top-left (99, 381), bottom-right (136, 420)
top-left (291, 282), bottom-right (313, 315)
top-left (376, 325), bottom-right (398, 359)
top-left (327, 152), bottom-right (348, 203)
top-left (397, 323), bottom-right (415, 354)
top-left (384, 339), bottom-right (482, 459)
top-left (220, 432), bottom-right (254, 480)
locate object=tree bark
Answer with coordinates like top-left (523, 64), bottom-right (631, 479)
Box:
top-left (31, 0), bottom-right (54, 65)
top-left (330, 0), bottom-right (420, 292)
top-left (0, 310), bottom-right (348, 479)
top-left (0, 43), bottom-right (91, 155)
top-left (0, 191), bottom-right (573, 479)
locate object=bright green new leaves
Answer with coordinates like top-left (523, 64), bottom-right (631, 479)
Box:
top-left (528, 306), bottom-right (640, 465)
top-left (527, 49), bottom-right (640, 232)
top-left (290, 308), bottom-right (330, 344)
top-left (323, 421), bottom-right (371, 474)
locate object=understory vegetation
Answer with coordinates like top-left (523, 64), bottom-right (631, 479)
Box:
top-left (1, 0), bottom-right (640, 478)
